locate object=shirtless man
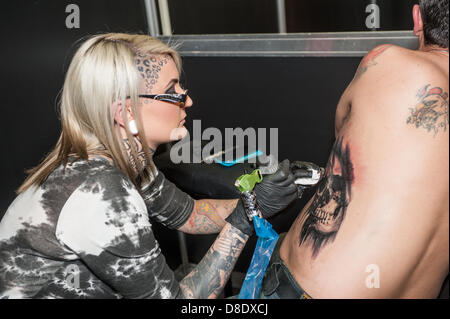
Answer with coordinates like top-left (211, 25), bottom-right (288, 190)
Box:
top-left (261, 0), bottom-right (449, 298)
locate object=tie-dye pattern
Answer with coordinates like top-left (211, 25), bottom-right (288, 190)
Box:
top-left (0, 157), bottom-right (180, 299)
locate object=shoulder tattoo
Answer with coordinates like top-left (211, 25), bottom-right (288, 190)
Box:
top-left (407, 84), bottom-right (449, 136)
top-left (354, 44), bottom-right (392, 81)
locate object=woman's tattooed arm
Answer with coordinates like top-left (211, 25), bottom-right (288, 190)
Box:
top-left (124, 135), bottom-right (238, 235)
top-left (178, 223), bottom-right (248, 299)
top-left (178, 199), bottom-right (239, 234)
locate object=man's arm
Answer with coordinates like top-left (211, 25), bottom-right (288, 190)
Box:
top-left (334, 45), bottom-right (394, 136)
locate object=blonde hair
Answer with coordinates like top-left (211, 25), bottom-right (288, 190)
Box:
top-left (17, 33), bottom-right (181, 194)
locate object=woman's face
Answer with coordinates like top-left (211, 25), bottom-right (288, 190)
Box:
top-left (136, 54), bottom-right (192, 149)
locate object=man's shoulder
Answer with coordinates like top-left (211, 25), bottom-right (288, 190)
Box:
top-left (353, 44), bottom-right (447, 83)
top-left (386, 45), bottom-right (448, 79)
top-left (351, 44), bottom-right (447, 103)
top-left (346, 45), bottom-right (449, 140)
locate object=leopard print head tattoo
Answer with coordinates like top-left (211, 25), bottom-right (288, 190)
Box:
top-left (135, 53), bottom-right (171, 99)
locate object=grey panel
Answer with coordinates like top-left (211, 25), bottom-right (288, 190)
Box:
top-left (159, 31), bottom-right (419, 57)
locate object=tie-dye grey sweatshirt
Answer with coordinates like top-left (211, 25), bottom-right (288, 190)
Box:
top-left (0, 156), bottom-right (194, 299)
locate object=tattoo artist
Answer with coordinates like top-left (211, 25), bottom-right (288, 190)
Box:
top-left (0, 33), bottom-right (318, 299)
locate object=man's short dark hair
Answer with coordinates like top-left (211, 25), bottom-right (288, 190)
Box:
top-left (419, 0), bottom-right (449, 48)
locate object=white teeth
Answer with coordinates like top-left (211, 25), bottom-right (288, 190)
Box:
top-left (313, 209), bottom-right (335, 225)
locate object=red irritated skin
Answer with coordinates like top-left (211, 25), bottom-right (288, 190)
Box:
top-left (353, 44), bottom-right (393, 81)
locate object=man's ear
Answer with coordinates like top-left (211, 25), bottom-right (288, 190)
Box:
top-left (413, 4), bottom-right (424, 36)
top-left (112, 99), bottom-right (133, 128)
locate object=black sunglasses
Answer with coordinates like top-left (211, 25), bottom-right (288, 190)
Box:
top-left (127, 90), bottom-right (188, 106)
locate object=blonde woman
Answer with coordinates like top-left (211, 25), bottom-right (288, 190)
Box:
top-left (0, 33), bottom-right (306, 299)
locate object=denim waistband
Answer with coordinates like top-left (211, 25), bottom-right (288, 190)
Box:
top-left (261, 233), bottom-right (312, 299)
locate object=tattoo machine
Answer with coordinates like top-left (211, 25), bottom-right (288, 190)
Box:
top-left (235, 168), bottom-right (279, 299)
top-left (257, 155), bottom-right (324, 197)
top-left (294, 163), bottom-right (324, 198)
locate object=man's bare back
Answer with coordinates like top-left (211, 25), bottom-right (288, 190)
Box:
top-left (280, 44), bottom-right (449, 298)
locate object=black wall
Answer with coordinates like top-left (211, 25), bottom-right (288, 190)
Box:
top-left (168, 0), bottom-right (417, 34)
top-left (0, 0), bottom-right (148, 215)
top-left (285, 0), bottom-right (416, 32)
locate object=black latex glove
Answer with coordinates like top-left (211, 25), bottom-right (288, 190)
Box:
top-left (225, 159), bottom-right (298, 236)
top-left (225, 199), bottom-right (253, 235)
top-left (254, 159), bottom-right (298, 218)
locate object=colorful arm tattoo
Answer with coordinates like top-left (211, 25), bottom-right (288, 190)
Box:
top-left (353, 44), bottom-right (392, 81)
top-left (407, 84), bottom-right (449, 136)
top-left (178, 223), bottom-right (247, 299)
top-left (182, 199), bottom-right (238, 234)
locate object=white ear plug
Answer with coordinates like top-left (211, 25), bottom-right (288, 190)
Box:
top-left (128, 120), bottom-right (138, 135)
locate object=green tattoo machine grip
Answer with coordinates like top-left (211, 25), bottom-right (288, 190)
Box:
top-left (235, 169), bottom-right (279, 299)
top-left (235, 169), bottom-right (263, 221)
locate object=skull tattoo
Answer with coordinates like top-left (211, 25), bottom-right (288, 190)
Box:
top-left (299, 137), bottom-right (354, 258)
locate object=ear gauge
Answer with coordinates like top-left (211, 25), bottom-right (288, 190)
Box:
top-left (128, 120), bottom-right (139, 135)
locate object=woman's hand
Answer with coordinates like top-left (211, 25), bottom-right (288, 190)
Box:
top-left (225, 159), bottom-right (300, 235)
top-left (254, 159), bottom-right (298, 219)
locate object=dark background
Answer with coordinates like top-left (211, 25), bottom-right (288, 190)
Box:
top-left (0, 0), bottom-right (447, 298)
top-left (0, 0), bottom-right (149, 217)
top-left (168, 0), bottom-right (416, 34)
